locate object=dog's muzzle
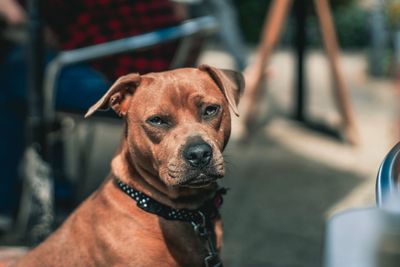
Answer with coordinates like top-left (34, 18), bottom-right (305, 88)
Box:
top-left (178, 139), bottom-right (221, 188)
top-left (183, 142), bottom-right (213, 168)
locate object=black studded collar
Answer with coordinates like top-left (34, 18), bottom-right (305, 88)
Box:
top-left (114, 176), bottom-right (226, 266)
top-left (113, 177), bottom-right (226, 225)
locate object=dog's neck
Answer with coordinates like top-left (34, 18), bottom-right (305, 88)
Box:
top-left (111, 148), bottom-right (218, 210)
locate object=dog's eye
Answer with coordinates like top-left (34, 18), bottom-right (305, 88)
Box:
top-left (203, 105), bottom-right (220, 118)
top-left (146, 116), bottom-right (169, 127)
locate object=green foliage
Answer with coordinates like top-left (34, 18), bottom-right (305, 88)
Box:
top-left (331, 3), bottom-right (369, 49)
top-left (234, 0), bottom-right (369, 49)
top-left (386, 0), bottom-right (400, 28)
top-left (233, 0), bottom-right (271, 44)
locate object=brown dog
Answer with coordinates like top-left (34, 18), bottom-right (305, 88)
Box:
top-left (15, 65), bottom-right (244, 267)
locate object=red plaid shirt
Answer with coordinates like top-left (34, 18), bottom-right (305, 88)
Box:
top-left (42, 0), bottom-right (181, 80)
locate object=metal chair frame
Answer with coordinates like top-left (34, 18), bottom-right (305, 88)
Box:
top-left (43, 16), bottom-right (218, 122)
top-left (376, 142), bottom-right (400, 207)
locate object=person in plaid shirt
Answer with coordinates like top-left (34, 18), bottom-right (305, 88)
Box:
top-left (43, 0), bottom-right (182, 80)
top-left (0, 0), bottom-right (184, 230)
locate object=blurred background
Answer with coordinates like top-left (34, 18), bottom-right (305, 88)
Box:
top-left (0, 0), bottom-right (399, 266)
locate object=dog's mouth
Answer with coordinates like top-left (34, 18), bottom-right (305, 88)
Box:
top-left (180, 173), bottom-right (221, 188)
top-left (165, 156), bottom-right (225, 188)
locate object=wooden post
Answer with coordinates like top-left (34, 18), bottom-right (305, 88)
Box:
top-left (314, 0), bottom-right (359, 145)
top-left (242, 0), bottom-right (292, 131)
top-left (240, 0), bottom-right (358, 145)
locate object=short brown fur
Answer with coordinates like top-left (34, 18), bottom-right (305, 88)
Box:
top-left (15, 65), bottom-right (244, 267)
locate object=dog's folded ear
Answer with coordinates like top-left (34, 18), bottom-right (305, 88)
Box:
top-left (199, 64), bottom-right (245, 117)
top-left (85, 73), bottom-right (141, 118)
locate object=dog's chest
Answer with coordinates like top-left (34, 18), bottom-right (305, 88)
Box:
top-left (95, 218), bottom-right (209, 267)
top-left (159, 219), bottom-right (209, 267)
top-left (88, 198), bottom-right (210, 267)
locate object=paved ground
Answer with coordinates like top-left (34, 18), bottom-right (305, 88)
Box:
top-left (11, 48), bottom-right (398, 266)
top-left (210, 49), bottom-right (398, 267)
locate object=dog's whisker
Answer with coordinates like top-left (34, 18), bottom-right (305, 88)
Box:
top-left (168, 172), bottom-right (178, 179)
top-left (167, 169), bottom-right (182, 173)
top-left (212, 161), bottom-right (225, 167)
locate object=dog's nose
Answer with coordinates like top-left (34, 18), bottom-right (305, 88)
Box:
top-left (183, 143), bottom-right (213, 168)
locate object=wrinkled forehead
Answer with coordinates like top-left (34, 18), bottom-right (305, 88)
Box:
top-left (133, 69), bottom-right (225, 107)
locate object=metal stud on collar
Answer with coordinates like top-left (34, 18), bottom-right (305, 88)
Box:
top-left (114, 177), bottom-right (224, 223)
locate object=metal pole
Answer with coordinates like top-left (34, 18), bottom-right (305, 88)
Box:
top-left (294, 0), bottom-right (306, 122)
top-left (27, 0), bottom-right (46, 156)
top-left (370, 0), bottom-right (387, 77)
top-left (20, 0), bottom-right (54, 244)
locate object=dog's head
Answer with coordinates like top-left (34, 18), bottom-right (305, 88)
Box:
top-left (86, 65), bottom-right (244, 189)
